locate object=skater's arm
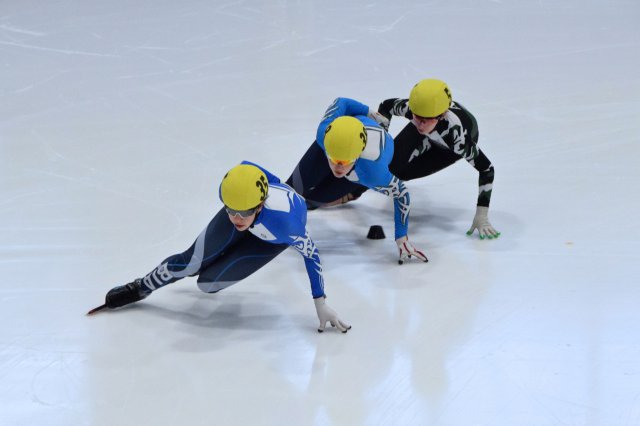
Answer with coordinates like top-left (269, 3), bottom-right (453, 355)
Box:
top-left (372, 175), bottom-right (410, 240)
top-left (468, 149), bottom-right (495, 208)
top-left (290, 232), bottom-right (325, 299)
top-left (378, 98), bottom-right (412, 121)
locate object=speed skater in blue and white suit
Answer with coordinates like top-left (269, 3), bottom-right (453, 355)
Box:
top-left (92, 161), bottom-right (350, 333)
top-left (286, 97), bottom-right (428, 264)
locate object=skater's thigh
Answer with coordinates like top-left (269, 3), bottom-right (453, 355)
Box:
top-left (196, 234), bottom-right (288, 293)
top-left (286, 141), bottom-right (333, 196)
top-left (391, 144), bottom-right (460, 181)
top-left (162, 209), bottom-right (242, 273)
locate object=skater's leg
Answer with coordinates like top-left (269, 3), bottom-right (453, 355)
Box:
top-left (390, 123), bottom-right (461, 181)
top-left (139, 207), bottom-right (244, 292)
top-left (197, 234), bottom-right (288, 293)
top-left (286, 141), bottom-right (367, 208)
top-left (96, 208), bottom-right (245, 311)
top-left (286, 141), bottom-right (333, 199)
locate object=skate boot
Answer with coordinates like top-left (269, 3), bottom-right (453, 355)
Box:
top-left (105, 279), bottom-right (150, 309)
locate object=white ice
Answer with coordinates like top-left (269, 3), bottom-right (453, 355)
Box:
top-left (2, 1), bottom-right (640, 425)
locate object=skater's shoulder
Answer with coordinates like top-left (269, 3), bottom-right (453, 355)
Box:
top-left (264, 184), bottom-right (305, 217)
top-left (360, 125), bottom-right (390, 162)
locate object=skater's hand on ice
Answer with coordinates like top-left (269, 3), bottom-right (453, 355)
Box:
top-left (466, 206), bottom-right (500, 240)
top-left (314, 297), bottom-right (351, 333)
top-left (368, 108), bottom-right (390, 131)
top-left (396, 236), bottom-right (428, 264)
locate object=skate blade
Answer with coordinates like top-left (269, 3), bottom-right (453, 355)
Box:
top-left (86, 304), bottom-right (108, 316)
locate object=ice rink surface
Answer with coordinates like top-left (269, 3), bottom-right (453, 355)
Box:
top-left (2, 1), bottom-right (640, 425)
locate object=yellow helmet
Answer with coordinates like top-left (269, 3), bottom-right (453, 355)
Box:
top-left (219, 164), bottom-right (268, 211)
top-left (408, 79), bottom-right (452, 118)
top-left (324, 116), bottom-right (367, 163)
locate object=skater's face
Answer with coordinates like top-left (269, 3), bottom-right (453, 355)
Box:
top-left (226, 205), bottom-right (262, 231)
top-left (412, 113), bottom-right (443, 135)
top-left (327, 157), bottom-right (355, 178)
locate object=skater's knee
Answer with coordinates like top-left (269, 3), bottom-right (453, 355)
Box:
top-left (197, 280), bottom-right (238, 294)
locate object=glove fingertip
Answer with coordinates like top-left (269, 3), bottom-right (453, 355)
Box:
top-left (317, 328), bottom-right (324, 333)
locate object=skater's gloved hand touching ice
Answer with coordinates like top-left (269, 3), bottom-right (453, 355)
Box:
top-left (314, 296), bottom-right (351, 333)
top-left (396, 236), bottom-right (428, 264)
top-left (466, 206), bottom-right (500, 240)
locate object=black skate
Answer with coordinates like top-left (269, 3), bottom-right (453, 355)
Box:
top-left (87, 279), bottom-right (150, 315)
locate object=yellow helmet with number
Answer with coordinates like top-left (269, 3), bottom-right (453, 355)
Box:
top-left (408, 79), bottom-right (452, 118)
top-left (219, 164), bottom-right (268, 211)
top-left (324, 116), bottom-right (367, 163)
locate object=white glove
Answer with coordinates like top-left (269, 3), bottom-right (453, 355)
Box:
top-left (314, 297), bottom-right (351, 333)
top-left (395, 236), bottom-right (428, 264)
top-left (466, 206), bottom-right (500, 239)
top-left (368, 108), bottom-right (390, 131)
